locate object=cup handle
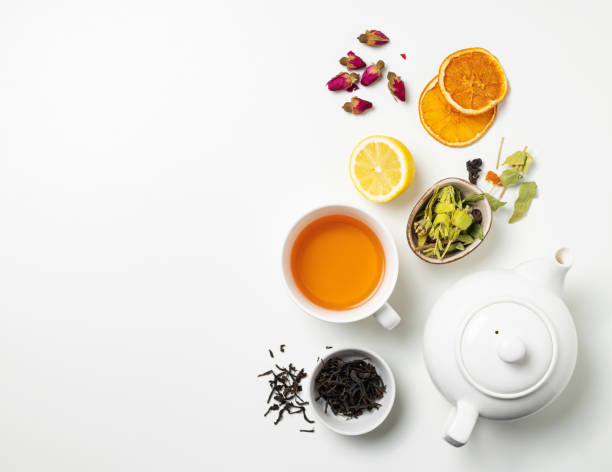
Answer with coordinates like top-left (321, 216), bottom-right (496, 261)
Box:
top-left (443, 401), bottom-right (478, 447)
top-left (373, 303), bottom-right (401, 330)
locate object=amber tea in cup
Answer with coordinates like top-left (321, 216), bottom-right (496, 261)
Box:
top-left (290, 214), bottom-right (385, 310)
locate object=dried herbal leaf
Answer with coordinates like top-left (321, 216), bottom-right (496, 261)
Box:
top-left (447, 242), bottom-right (465, 252)
top-left (468, 223), bottom-right (484, 239)
top-left (503, 150), bottom-right (533, 175)
top-left (500, 168), bottom-right (521, 187)
top-left (509, 182), bottom-right (537, 223)
top-left (432, 213), bottom-right (450, 228)
top-left (451, 210), bottom-right (473, 230)
top-left (485, 193), bottom-right (507, 211)
top-left (503, 151), bottom-right (528, 167)
top-left (434, 202), bottom-right (455, 214)
top-left (523, 152), bottom-right (533, 174)
top-left (457, 233), bottom-right (474, 244)
top-left (464, 193), bottom-right (485, 203)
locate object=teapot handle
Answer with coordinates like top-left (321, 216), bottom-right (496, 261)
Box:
top-left (443, 400), bottom-right (478, 447)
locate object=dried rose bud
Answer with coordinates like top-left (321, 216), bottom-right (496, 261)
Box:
top-left (360, 60), bottom-right (384, 86)
top-left (326, 72), bottom-right (360, 92)
top-left (339, 51), bottom-right (366, 70)
top-left (342, 96), bottom-right (373, 115)
top-left (387, 72), bottom-right (406, 102)
top-left (357, 30), bottom-right (389, 46)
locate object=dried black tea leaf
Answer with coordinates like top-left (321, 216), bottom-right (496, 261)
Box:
top-left (258, 359), bottom-right (314, 431)
top-left (315, 357), bottom-right (386, 419)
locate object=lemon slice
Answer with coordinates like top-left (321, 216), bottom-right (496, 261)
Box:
top-left (349, 135), bottom-right (415, 202)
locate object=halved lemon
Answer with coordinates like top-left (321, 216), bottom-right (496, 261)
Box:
top-left (438, 47), bottom-right (508, 115)
top-left (349, 135), bottom-right (414, 202)
top-left (419, 77), bottom-right (496, 147)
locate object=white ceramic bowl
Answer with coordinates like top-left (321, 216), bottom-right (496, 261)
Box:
top-left (307, 347), bottom-right (396, 435)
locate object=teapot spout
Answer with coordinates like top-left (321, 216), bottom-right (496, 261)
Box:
top-left (514, 248), bottom-right (573, 297)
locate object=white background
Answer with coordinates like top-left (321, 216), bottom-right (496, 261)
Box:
top-left (0, 0), bottom-right (611, 470)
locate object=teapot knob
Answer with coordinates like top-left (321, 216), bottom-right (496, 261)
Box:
top-left (497, 335), bottom-right (526, 363)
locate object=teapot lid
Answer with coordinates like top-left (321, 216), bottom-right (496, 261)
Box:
top-left (458, 301), bottom-right (558, 399)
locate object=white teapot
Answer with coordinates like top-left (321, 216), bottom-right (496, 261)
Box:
top-left (423, 248), bottom-right (577, 447)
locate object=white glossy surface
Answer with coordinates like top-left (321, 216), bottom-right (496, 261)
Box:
top-left (459, 301), bottom-right (554, 397)
top-left (496, 335), bottom-right (526, 364)
top-left (425, 254), bottom-right (578, 445)
top-left (0, 0), bottom-right (611, 470)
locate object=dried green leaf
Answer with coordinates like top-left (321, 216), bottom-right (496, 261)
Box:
top-left (439, 186), bottom-right (456, 203)
top-left (468, 223), bottom-right (484, 240)
top-left (451, 210), bottom-right (473, 231)
top-left (509, 182), bottom-right (537, 223)
top-left (503, 151), bottom-right (528, 167)
top-left (457, 233), bottom-right (474, 244)
top-left (503, 150), bottom-right (533, 175)
top-left (424, 186), bottom-right (439, 220)
top-left (434, 202), bottom-right (455, 214)
top-left (485, 193), bottom-right (507, 211)
top-left (432, 213), bottom-right (450, 227)
top-left (448, 242), bottom-right (465, 252)
top-left (500, 168), bottom-right (522, 187)
top-left (464, 193), bottom-right (485, 203)
top-left (523, 152), bottom-right (533, 174)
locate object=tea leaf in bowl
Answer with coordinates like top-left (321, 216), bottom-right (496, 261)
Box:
top-left (457, 233), bottom-right (474, 244)
top-left (451, 210), bottom-right (473, 231)
top-left (464, 193), bottom-right (485, 203)
top-left (468, 223), bottom-right (484, 240)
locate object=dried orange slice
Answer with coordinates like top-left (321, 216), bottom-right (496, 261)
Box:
top-left (438, 47), bottom-right (508, 115)
top-left (419, 77), bottom-right (496, 147)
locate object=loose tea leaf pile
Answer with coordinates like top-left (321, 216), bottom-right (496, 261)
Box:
top-left (315, 357), bottom-right (386, 419)
top-left (413, 185), bottom-right (484, 259)
top-left (258, 359), bottom-right (314, 431)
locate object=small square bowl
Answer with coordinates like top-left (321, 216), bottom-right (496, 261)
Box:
top-left (307, 347), bottom-right (396, 436)
top-left (406, 177), bottom-right (492, 264)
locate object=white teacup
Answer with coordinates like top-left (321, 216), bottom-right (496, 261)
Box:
top-left (281, 205), bottom-right (400, 330)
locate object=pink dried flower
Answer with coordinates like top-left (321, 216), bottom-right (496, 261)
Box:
top-left (339, 51), bottom-right (366, 70)
top-left (387, 72), bottom-right (406, 102)
top-left (357, 30), bottom-right (389, 46)
top-left (360, 60), bottom-right (384, 86)
top-left (326, 72), bottom-right (360, 91)
top-left (342, 96), bottom-right (373, 115)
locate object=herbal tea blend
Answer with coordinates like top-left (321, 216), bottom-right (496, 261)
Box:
top-left (412, 185), bottom-right (484, 260)
top-left (315, 357), bottom-right (386, 419)
top-left (258, 357), bottom-right (315, 432)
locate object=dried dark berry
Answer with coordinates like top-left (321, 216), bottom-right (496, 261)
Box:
top-left (466, 158), bottom-right (482, 169)
top-left (466, 159), bottom-right (483, 181)
top-left (472, 208), bottom-right (482, 223)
